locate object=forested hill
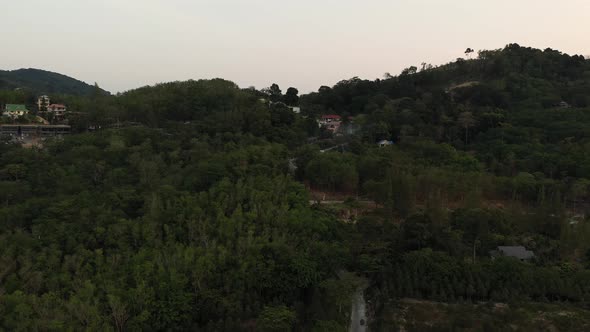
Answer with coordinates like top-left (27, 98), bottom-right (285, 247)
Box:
top-left (297, 44), bottom-right (590, 180)
top-left (0, 68), bottom-right (109, 96)
top-left (3, 44), bottom-right (590, 331)
top-left (301, 43), bottom-right (590, 115)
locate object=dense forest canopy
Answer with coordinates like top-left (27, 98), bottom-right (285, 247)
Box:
top-left (2, 44), bottom-right (590, 331)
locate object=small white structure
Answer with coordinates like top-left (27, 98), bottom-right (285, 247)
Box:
top-left (288, 106), bottom-right (301, 114)
top-left (377, 140), bottom-right (394, 147)
top-left (491, 246), bottom-right (535, 261)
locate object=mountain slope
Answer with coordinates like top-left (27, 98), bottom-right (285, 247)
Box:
top-left (301, 44), bottom-right (590, 114)
top-left (0, 68), bottom-right (109, 96)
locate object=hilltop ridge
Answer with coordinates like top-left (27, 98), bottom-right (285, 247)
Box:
top-left (0, 68), bottom-right (109, 96)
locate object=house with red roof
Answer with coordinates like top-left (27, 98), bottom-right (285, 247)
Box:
top-left (46, 104), bottom-right (67, 118)
top-left (318, 114), bottom-right (342, 133)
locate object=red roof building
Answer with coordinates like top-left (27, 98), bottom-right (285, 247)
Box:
top-left (321, 114), bottom-right (342, 121)
top-left (319, 114), bottom-right (343, 133)
top-left (45, 104), bottom-right (67, 121)
top-left (47, 104), bottom-right (67, 113)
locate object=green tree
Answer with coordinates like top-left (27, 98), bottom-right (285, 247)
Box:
top-left (257, 306), bottom-right (296, 332)
top-left (284, 87), bottom-right (299, 106)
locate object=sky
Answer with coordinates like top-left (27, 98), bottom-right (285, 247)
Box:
top-left (2, 0), bottom-right (589, 94)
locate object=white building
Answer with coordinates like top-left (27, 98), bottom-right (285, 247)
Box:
top-left (377, 140), bottom-right (394, 147)
top-left (37, 95), bottom-right (50, 110)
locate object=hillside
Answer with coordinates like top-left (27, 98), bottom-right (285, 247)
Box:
top-left (0, 68), bottom-right (109, 96)
top-left (301, 44), bottom-right (590, 114)
top-left (2, 44), bottom-right (590, 331)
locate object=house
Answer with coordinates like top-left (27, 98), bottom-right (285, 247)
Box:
top-left (37, 95), bottom-right (50, 110)
top-left (47, 104), bottom-right (67, 116)
top-left (319, 114), bottom-right (342, 133)
top-left (377, 140), bottom-right (394, 147)
top-left (491, 246), bottom-right (535, 261)
top-left (288, 106), bottom-right (301, 114)
top-left (2, 104), bottom-right (29, 118)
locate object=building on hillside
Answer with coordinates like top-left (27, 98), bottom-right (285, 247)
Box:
top-left (2, 104), bottom-right (29, 118)
top-left (47, 104), bottom-right (67, 117)
top-left (37, 95), bottom-right (50, 110)
top-left (377, 140), bottom-right (394, 147)
top-left (490, 246), bottom-right (535, 261)
top-left (319, 114), bottom-right (342, 133)
top-left (288, 106), bottom-right (301, 114)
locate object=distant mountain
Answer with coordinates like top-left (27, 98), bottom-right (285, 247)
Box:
top-left (0, 68), bottom-right (109, 96)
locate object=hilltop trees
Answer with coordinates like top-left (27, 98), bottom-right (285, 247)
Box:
top-left (265, 83), bottom-right (283, 103)
top-left (301, 44), bottom-right (590, 180)
top-left (284, 87), bottom-right (299, 106)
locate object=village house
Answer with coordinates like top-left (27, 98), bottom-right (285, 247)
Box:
top-left (47, 104), bottom-right (67, 116)
top-left (2, 104), bottom-right (29, 118)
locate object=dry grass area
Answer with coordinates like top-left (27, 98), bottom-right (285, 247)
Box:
top-left (447, 81), bottom-right (481, 91)
top-left (372, 298), bottom-right (590, 332)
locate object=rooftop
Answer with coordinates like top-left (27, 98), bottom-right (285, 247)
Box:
top-left (496, 246), bottom-right (535, 260)
top-left (321, 114), bottom-right (341, 120)
top-left (4, 104), bottom-right (29, 112)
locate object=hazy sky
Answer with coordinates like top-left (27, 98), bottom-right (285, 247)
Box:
top-left (2, 0), bottom-right (589, 93)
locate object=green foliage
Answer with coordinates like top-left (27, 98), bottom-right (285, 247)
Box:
top-left (257, 306), bottom-right (297, 332)
top-left (305, 152), bottom-right (358, 192)
top-left (2, 43), bottom-right (590, 330)
top-left (312, 320), bottom-right (346, 332)
top-left (0, 128), bottom-right (349, 330)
